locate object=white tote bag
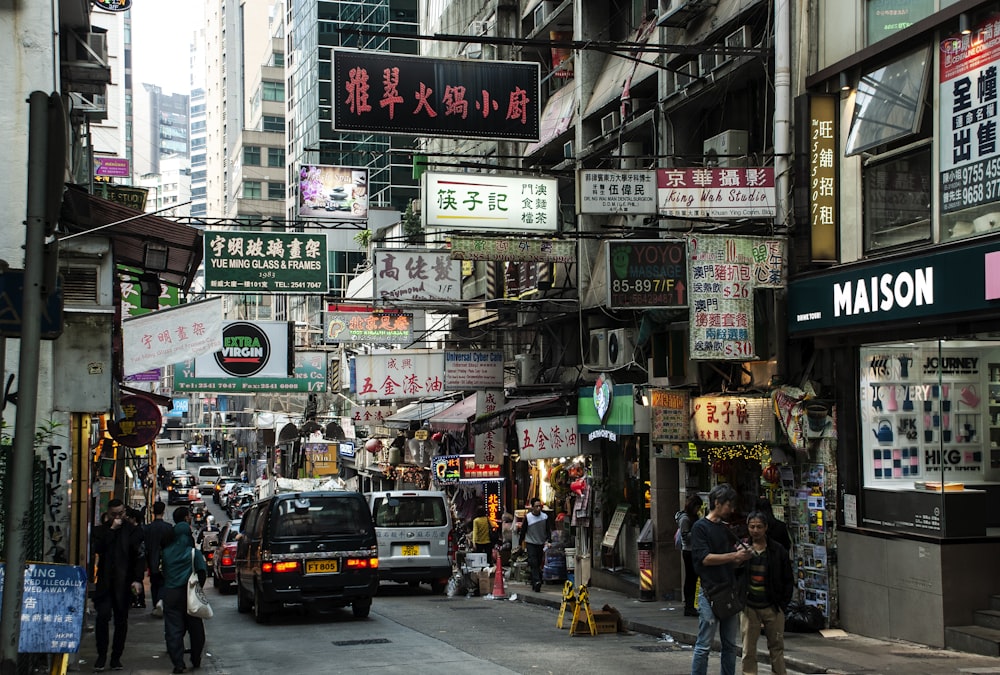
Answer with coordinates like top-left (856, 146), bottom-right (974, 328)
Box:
top-left (186, 549), bottom-right (214, 619)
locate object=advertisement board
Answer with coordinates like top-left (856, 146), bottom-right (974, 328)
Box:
top-left (372, 248), bottom-right (462, 302)
top-left (606, 239), bottom-right (687, 309)
top-left (657, 167), bottom-right (776, 219)
top-left (422, 172), bottom-right (559, 232)
top-left (204, 231), bottom-right (328, 294)
top-left (298, 165), bottom-right (369, 220)
top-left (352, 350), bottom-right (448, 401)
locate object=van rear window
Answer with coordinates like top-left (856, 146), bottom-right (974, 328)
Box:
top-left (271, 496), bottom-right (370, 537)
top-left (373, 497), bottom-right (448, 527)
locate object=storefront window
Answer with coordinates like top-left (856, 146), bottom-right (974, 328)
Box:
top-left (860, 339), bottom-right (999, 489)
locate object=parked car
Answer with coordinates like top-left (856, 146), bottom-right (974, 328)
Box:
top-left (234, 491), bottom-right (377, 622)
top-left (166, 472), bottom-right (198, 505)
top-left (365, 490), bottom-right (454, 594)
top-left (212, 519), bottom-right (242, 593)
top-left (196, 465), bottom-right (225, 495)
top-left (213, 476), bottom-right (241, 504)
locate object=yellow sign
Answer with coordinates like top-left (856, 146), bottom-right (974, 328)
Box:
top-left (414, 429), bottom-right (429, 441)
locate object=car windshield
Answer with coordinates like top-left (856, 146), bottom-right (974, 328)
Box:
top-left (172, 475), bottom-right (195, 487)
top-left (271, 496), bottom-right (369, 537)
top-left (373, 496), bottom-right (448, 527)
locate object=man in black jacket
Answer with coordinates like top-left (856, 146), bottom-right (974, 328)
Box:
top-left (144, 501), bottom-right (174, 617)
top-left (92, 498), bottom-right (147, 671)
top-left (740, 509), bottom-right (795, 675)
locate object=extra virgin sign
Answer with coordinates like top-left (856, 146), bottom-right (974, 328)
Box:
top-left (332, 49), bottom-right (540, 141)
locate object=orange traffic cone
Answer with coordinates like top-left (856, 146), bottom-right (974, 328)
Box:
top-left (491, 548), bottom-right (507, 599)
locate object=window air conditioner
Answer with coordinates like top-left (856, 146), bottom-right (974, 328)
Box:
top-left (677, 61), bottom-right (699, 88)
top-left (663, 70), bottom-right (679, 98)
top-left (703, 129), bottom-right (749, 168)
top-left (515, 353), bottom-right (540, 386)
top-left (725, 25), bottom-right (752, 50)
top-left (601, 110), bottom-right (621, 137)
top-left (469, 20), bottom-right (489, 35)
top-left (587, 329), bottom-right (608, 368)
top-left (699, 52), bottom-right (719, 77)
top-left (533, 1), bottom-right (555, 29)
top-left (607, 328), bottom-right (635, 367)
top-left (563, 140), bottom-right (574, 159)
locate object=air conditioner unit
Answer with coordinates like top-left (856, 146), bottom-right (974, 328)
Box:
top-left (68, 30), bottom-right (108, 65)
top-left (619, 142), bottom-right (643, 170)
top-left (601, 110), bottom-right (621, 137)
top-left (699, 52), bottom-right (719, 76)
top-left (469, 20), bottom-right (489, 35)
top-left (725, 25), bottom-right (752, 50)
top-left (607, 328), bottom-right (635, 367)
top-left (587, 329), bottom-right (608, 368)
top-left (703, 129), bottom-right (749, 168)
top-left (411, 198), bottom-right (421, 213)
top-left (533, 1), bottom-right (555, 29)
top-left (563, 140), bottom-right (574, 159)
top-left (663, 70), bottom-right (679, 98)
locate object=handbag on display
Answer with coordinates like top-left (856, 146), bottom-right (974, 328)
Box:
top-left (186, 549), bottom-right (213, 620)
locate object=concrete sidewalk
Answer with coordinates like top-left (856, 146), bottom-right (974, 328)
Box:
top-left (510, 580), bottom-right (1000, 675)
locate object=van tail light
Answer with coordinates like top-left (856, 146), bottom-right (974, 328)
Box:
top-left (262, 560), bottom-right (300, 574)
top-left (448, 529), bottom-right (457, 562)
top-left (345, 557), bottom-right (379, 569)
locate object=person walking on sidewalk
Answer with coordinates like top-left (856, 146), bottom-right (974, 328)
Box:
top-left (690, 484), bottom-right (754, 675)
top-left (161, 507), bottom-right (208, 674)
top-left (739, 510), bottom-right (794, 675)
top-left (677, 493), bottom-right (703, 617)
top-left (91, 498), bottom-right (147, 671)
top-left (144, 501), bottom-right (174, 618)
top-left (471, 506), bottom-right (494, 559)
top-left (519, 498), bottom-right (551, 593)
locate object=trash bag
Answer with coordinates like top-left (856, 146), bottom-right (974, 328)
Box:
top-left (446, 571), bottom-right (467, 598)
top-left (784, 601), bottom-right (825, 632)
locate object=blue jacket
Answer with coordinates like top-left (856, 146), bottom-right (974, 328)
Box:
top-left (160, 521), bottom-right (207, 589)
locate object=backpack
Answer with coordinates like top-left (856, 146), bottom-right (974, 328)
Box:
top-left (674, 511), bottom-right (686, 550)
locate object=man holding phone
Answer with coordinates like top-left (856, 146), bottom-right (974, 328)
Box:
top-left (92, 498), bottom-right (146, 671)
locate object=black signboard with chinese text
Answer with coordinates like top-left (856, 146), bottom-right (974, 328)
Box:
top-left (333, 49), bottom-right (540, 141)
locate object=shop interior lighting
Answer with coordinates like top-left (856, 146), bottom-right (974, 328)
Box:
top-left (960, 13), bottom-right (971, 35)
top-left (839, 72), bottom-right (851, 91)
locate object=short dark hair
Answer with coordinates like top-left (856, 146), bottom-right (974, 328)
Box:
top-left (708, 484), bottom-right (738, 511)
top-left (172, 506), bottom-right (190, 523)
top-left (152, 501), bottom-right (166, 516)
top-left (107, 498), bottom-right (124, 509)
top-left (746, 510), bottom-right (769, 528)
top-left (530, 498), bottom-right (542, 507)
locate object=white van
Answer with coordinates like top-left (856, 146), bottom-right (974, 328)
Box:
top-left (196, 465), bottom-right (225, 495)
top-left (365, 490), bottom-right (454, 593)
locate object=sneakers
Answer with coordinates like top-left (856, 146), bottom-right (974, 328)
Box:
top-left (151, 599), bottom-right (164, 618)
top-left (110, 659), bottom-right (124, 671)
top-left (172, 667), bottom-right (186, 674)
top-left (93, 657), bottom-right (106, 672)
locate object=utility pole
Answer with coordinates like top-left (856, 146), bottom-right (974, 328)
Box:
top-left (0, 91), bottom-right (58, 674)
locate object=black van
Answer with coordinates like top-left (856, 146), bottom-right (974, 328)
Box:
top-left (234, 491), bottom-right (378, 622)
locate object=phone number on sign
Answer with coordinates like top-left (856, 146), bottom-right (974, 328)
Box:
top-left (611, 279), bottom-right (679, 292)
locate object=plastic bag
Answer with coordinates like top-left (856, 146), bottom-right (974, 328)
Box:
top-left (784, 601), bottom-right (824, 632)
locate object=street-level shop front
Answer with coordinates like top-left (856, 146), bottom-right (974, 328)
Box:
top-left (789, 237), bottom-right (1000, 648)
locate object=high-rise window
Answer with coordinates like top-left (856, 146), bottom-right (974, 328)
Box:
top-left (243, 181), bottom-right (262, 199)
top-left (244, 146), bottom-right (262, 166)
top-left (268, 182), bottom-right (286, 200)
top-left (268, 147), bottom-right (285, 167)
top-left (262, 81), bottom-right (285, 102)
top-left (263, 115), bottom-right (284, 132)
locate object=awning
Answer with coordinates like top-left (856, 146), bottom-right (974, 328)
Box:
top-left (61, 185), bottom-right (204, 293)
top-left (471, 395), bottom-right (567, 435)
top-left (583, 21), bottom-right (659, 118)
top-left (383, 400), bottom-right (456, 429)
top-left (524, 84), bottom-right (578, 155)
top-left (427, 395), bottom-right (478, 432)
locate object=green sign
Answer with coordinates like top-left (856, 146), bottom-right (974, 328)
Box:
top-left (577, 385), bottom-right (635, 437)
top-left (449, 236), bottom-right (576, 263)
top-left (203, 231), bottom-right (329, 293)
top-left (173, 351), bottom-right (328, 393)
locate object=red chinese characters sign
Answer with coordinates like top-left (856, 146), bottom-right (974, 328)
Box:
top-left (352, 350), bottom-right (446, 401)
top-left (690, 396), bottom-right (775, 443)
top-left (333, 49), bottom-right (540, 141)
top-left (514, 416), bottom-right (581, 460)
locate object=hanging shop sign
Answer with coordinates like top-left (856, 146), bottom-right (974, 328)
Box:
top-left (303, 442), bottom-right (339, 476)
top-left (577, 169), bottom-right (658, 215)
top-left (372, 248), bottom-right (462, 302)
top-left (657, 167), bottom-right (776, 219)
top-left (515, 415), bottom-right (583, 460)
top-left (122, 297), bottom-right (224, 376)
top-left (577, 381), bottom-right (635, 442)
top-left (483, 480), bottom-right (504, 530)
top-left (352, 350), bottom-right (447, 401)
top-left (92, 0), bottom-right (131, 12)
top-left (422, 172), bottom-right (559, 233)
top-left (807, 94), bottom-right (838, 261)
top-left (298, 165), bottom-right (369, 220)
top-left (203, 230), bottom-right (328, 294)
top-left (174, 348), bottom-right (324, 394)
top-left (607, 239), bottom-right (687, 309)
top-left (332, 49), bottom-right (540, 141)
top-left (432, 455), bottom-right (462, 484)
top-left (473, 390), bottom-right (505, 465)
top-left (348, 404), bottom-right (396, 426)
top-left (92, 184), bottom-right (147, 211)
top-left (93, 156), bottom-right (130, 177)
top-left (787, 239), bottom-right (1000, 334)
top-left (939, 19), bottom-right (1000, 214)
top-left (109, 395), bottom-right (163, 447)
top-left (0, 563), bottom-right (87, 653)
top-left (687, 234), bottom-right (786, 360)
top-left (690, 396), bottom-right (776, 443)
top-left (444, 351), bottom-right (505, 390)
top-left (325, 305), bottom-right (413, 344)
top-left (449, 236), bottom-right (576, 263)
top-left (650, 389), bottom-right (691, 443)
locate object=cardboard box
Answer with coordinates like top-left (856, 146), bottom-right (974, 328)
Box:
top-left (572, 610), bottom-right (618, 635)
top-left (478, 569), bottom-right (493, 596)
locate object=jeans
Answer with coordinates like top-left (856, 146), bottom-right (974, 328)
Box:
top-left (690, 587), bottom-right (741, 675)
top-left (94, 586), bottom-right (130, 662)
top-left (163, 585), bottom-right (205, 670)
